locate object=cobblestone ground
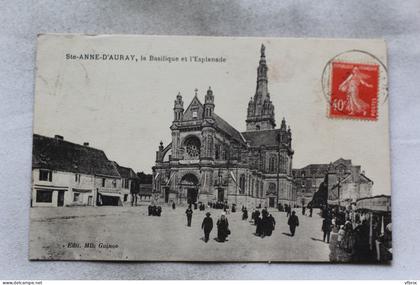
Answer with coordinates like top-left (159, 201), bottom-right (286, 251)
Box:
top-left (30, 205), bottom-right (332, 262)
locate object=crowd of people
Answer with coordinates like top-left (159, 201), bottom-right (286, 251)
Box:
top-left (250, 208), bottom-right (276, 237)
top-left (320, 205), bottom-right (392, 262)
top-left (147, 204), bottom-right (162, 216)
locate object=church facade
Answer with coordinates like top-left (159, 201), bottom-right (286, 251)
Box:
top-left (152, 45), bottom-right (296, 208)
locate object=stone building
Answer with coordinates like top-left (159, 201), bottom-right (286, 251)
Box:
top-left (293, 158), bottom-right (373, 207)
top-left (31, 134), bottom-right (135, 207)
top-left (153, 45), bottom-right (295, 208)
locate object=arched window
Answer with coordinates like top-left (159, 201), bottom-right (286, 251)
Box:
top-left (279, 155), bottom-right (286, 173)
top-left (239, 174), bottom-right (246, 194)
top-left (256, 180), bottom-right (259, 197)
top-left (268, 155), bottom-right (277, 172)
top-left (184, 136), bottom-right (201, 159)
top-left (215, 144), bottom-right (220, 159)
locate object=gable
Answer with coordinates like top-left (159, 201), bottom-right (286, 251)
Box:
top-left (183, 96), bottom-right (204, 121)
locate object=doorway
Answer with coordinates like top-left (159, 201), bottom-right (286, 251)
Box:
top-left (217, 188), bottom-right (224, 202)
top-left (269, 197), bottom-right (275, 208)
top-left (57, 190), bottom-right (65, 207)
top-left (187, 188), bottom-right (198, 204)
top-left (164, 187), bottom-right (170, 203)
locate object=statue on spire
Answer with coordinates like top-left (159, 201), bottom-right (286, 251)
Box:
top-left (261, 43), bottom-right (265, 57)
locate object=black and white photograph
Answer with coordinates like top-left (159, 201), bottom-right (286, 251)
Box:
top-left (29, 34), bottom-right (391, 263)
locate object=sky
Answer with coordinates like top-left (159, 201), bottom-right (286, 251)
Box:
top-left (33, 34), bottom-right (390, 195)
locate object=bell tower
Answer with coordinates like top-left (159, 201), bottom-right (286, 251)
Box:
top-left (173, 92), bottom-right (184, 122)
top-left (203, 86), bottom-right (214, 119)
top-left (246, 44), bottom-right (276, 131)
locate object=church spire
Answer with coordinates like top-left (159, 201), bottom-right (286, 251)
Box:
top-left (256, 44), bottom-right (268, 101)
top-left (246, 44), bottom-right (276, 131)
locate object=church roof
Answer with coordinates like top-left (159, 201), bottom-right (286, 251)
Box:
top-left (213, 113), bottom-right (246, 145)
top-left (241, 129), bottom-right (283, 147)
top-left (32, 134), bottom-right (120, 178)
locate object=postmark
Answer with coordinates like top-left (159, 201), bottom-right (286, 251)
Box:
top-left (321, 50), bottom-right (388, 121)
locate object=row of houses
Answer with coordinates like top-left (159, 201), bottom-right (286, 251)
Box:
top-left (292, 158), bottom-right (373, 207)
top-left (31, 134), bottom-right (372, 208)
top-left (31, 134), bottom-right (152, 207)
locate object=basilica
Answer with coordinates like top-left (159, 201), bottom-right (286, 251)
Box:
top-left (152, 45), bottom-right (296, 208)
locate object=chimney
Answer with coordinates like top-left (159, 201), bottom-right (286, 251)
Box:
top-left (83, 142), bottom-right (89, 147)
top-left (54, 135), bottom-right (64, 141)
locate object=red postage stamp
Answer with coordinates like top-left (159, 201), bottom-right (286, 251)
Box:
top-left (329, 61), bottom-right (379, 120)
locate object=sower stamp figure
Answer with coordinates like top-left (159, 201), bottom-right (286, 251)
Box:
top-left (185, 205), bottom-right (193, 227)
top-left (201, 212), bottom-right (213, 243)
top-left (288, 211), bottom-right (299, 236)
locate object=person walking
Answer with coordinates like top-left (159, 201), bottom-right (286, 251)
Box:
top-left (201, 212), bottom-right (213, 243)
top-left (242, 207), bottom-right (248, 220)
top-left (255, 211), bottom-right (263, 236)
top-left (217, 212), bottom-right (229, 242)
top-left (172, 201), bottom-right (176, 210)
top-left (287, 211), bottom-right (299, 236)
top-left (322, 216), bottom-right (333, 243)
top-left (309, 205), bottom-right (313, 217)
top-left (337, 225), bottom-right (346, 248)
top-left (268, 213), bottom-right (276, 234)
top-left (185, 205), bottom-right (193, 227)
top-left (262, 212), bottom-right (275, 237)
top-left (286, 205), bottom-right (291, 217)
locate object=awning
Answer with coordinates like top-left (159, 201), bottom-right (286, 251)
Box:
top-left (72, 188), bottom-right (92, 193)
top-left (99, 192), bottom-right (122, 198)
top-left (33, 185), bottom-right (68, 191)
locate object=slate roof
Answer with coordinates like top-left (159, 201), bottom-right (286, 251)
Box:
top-left (293, 158), bottom-right (372, 183)
top-left (32, 134), bottom-right (120, 177)
top-left (113, 162), bottom-right (138, 179)
top-left (213, 113), bottom-right (246, 145)
top-left (241, 129), bottom-right (283, 147)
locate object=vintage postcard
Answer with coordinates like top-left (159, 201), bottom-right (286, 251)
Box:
top-left (30, 34), bottom-right (391, 262)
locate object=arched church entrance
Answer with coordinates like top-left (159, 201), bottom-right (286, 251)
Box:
top-left (180, 173), bottom-right (199, 205)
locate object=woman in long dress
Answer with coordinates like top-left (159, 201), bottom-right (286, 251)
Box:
top-left (338, 66), bottom-right (373, 115)
top-left (217, 213), bottom-right (229, 242)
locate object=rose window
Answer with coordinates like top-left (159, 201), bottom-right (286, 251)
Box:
top-left (184, 136), bottom-right (201, 159)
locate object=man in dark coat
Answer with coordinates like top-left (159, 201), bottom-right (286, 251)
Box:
top-left (322, 216), bottom-right (332, 243)
top-left (185, 206), bottom-right (193, 227)
top-left (287, 211), bottom-right (299, 236)
top-left (286, 205), bottom-right (291, 217)
top-left (255, 212), bottom-right (263, 236)
top-left (156, 206), bottom-right (162, 217)
top-left (261, 211), bottom-right (273, 237)
top-left (172, 201), bottom-right (176, 210)
top-left (267, 214), bottom-right (276, 235)
top-left (216, 213), bottom-right (229, 242)
top-left (254, 209), bottom-right (261, 225)
top-left (201, 212), bottom-right (213, 242)
top-left (242, 207), bottom-right (248, 220)
top-left (148, 204), bottom-right (152, 216)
